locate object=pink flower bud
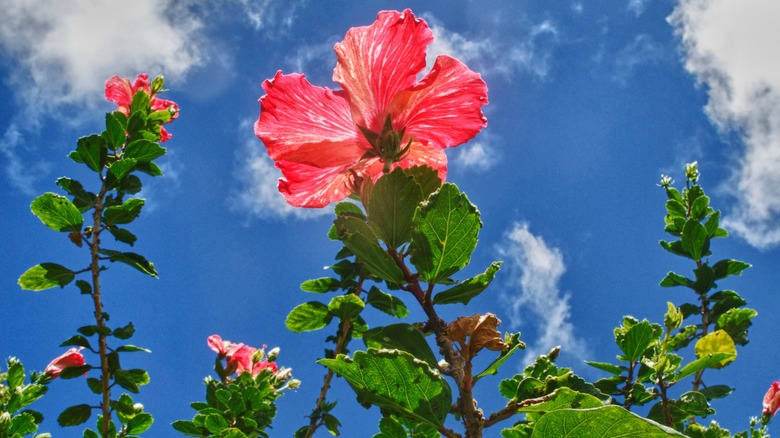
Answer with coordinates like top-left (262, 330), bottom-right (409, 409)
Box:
top-left (44, 348), bottom-right (85, 378)
top-left (764, 381), bottom-right (780, 417)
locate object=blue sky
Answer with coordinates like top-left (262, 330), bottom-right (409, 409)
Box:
top-left (1, 0), bottom-right (779, 436)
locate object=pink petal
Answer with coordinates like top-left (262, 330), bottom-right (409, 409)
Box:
top-left (207, 335), bottom-right (226, 354)
top-left (104, 76), bottom-right (133, 108)
top-left (389, 55), bottom-right (488, 149)
top-left (256, 72), bottom-right (369, 168)
top-left (333, 9), bottom-right (433, 131)
top-left (395, 140), bottom-right (448, 181)
top-left (276, 158), bottom-right (382, 207)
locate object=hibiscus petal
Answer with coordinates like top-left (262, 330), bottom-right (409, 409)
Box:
top-left (276, 158), bottom-right (381, 207)
top-left (333, 9), bottom-right (433, 131)
top-left (395, 140), bottom-right (448, 181)
top-left (104, 76), bottom-right (133, 108)
top-left (255, 71), bottom-right (368, 168)
top-left (389, 55), bottom-right (488, 149)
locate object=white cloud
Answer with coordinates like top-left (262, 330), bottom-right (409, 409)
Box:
top-left (452, 141), bottom-right (499, 172)
top-left (669, 0), bottom-right (780, 249)
top-left (0, 0), bottom-right (202, 114)
top-left (425, 14), bottom-right (558, 81)
top-left (498, 223), bottom-right (589, 364)
top-left (231, 120), bottom-right (332, 221)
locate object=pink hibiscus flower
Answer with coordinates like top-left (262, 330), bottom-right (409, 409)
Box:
top-left (207, 335), bottom-right (279, 377)
top-left (44, 347), bottom-right (86, 378)
top-left (255, 9), bottom-right (488, 207)
top-left (104, 73), bottom-right (179, 142)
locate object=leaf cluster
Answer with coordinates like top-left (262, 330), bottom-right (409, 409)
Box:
top-left (0, 358), bottom-right (50, 438)
top-left (173, 371), bottom-right (287, 437)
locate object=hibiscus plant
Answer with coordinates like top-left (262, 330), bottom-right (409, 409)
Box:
top-left (5, 7), bottom-right (775, 438)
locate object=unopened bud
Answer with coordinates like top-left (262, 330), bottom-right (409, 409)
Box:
top-left (275, 367), bottom-right (292, 382)
top-left (658, 174), bottom-right (673, 188)
top-left (685, 161), bottom-right (699, 183)
top-left (287, 378), bottom-right (301, 389)
top-left (267, 347), bottom-right (280, 361)
top-left (151, 75), bottom-right (165, 95)
top-left (251, 349), bottom-right (265, 363)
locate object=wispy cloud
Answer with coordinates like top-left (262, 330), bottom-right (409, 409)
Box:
top-left (628, 0), bottom-right (651, 17)
top-left (231, 120), bottom-right (332, 221)
top-left (498, 223), bottom-right (589, 365)
top-left (612, 34), bottom-right (665, 86)
top-left (424, 14), bottom-right (558, 81)
top-left (669, 0), bottom-right (780, 249)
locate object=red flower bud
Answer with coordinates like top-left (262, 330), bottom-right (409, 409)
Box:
top-left (44, 347), bottom-right (85, 378)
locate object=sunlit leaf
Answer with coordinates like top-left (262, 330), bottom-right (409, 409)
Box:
top-left (320, 349), bottom-right (451, 427)
top-left (531, 405), bottom-right (684, 437)
top-left (18, 263), bottom-right (75, 291)
top-left (31, 193), bottom-right (83, 232)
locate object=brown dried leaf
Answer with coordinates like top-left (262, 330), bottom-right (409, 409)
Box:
top-left (447, 313), bottom-right (507, 362)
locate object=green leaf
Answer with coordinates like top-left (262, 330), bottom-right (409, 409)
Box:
top-left (103, 198), bottom-right (144, 225)
top-left (690, 195), bottom-right (711, 220)
top-left (87, 377), bottom-right (102, 394)
top-left (712, 259), bottom-right (751, 280)
top-left (699, 385), bottom-right (734, 400)
top-left (659, 272), bottom-right (693, 288)
top-left (531, 405), bottom-right (684, 437)
top-left (694, 330), bottom-right (736, 368)
top-left (58, 404), bottom-right (92, 427)
top-left (113, 322), bottom-right (136, 340)
top-left (619, 320), bottom-right (661, 362)
top-left (134, 161), bottom-right (163, 177)
top-left (7, 359), bottom-right (24, 388)
top-left (300, 277), bottom-right (340, 293)
top-left (320, 349), bottom-right (451, 427)
top-left (20, 384), bottom-right (47, 408)
top-left (58, 365), bottom-right (92, 379)
top-left (116, 345), bottom-right (151, 353)
top-left (124, 139), bottom-right (166, 162)
top-left (434, 261), bottom-right (501, 305)
top-left (333, 216), bottom-right (403, 284)
top-left (681, 219), bottom-right (708, 261)
top-left (665, 199), bottom-right (687, 218)
top-left (60, 335), bottom-right (92, 349)
top-left (9, 411), bottom-right (38, 435)
top-left (204, 413), bottom-right (229, 434)
top-left (375, 416), bottom-right (406, 438)
top-left (126, 413), bottom-right (153, 435)
top-left (99, 249), bottom-right (158, 277)
top-left (130, 89), bottom-right (151, 115)
top-left (107, 158), bottom-right (138, 183)
top-left (76, 135), bottom-right (107, 172)
top-left (18, 263), bottom-right (75, 291)
top-left (30, 193), bottom-right (84, 232)
top-left (56, 177), bottom-right (95, 212)
top-left (716, 308), bottom-right (757, 346)
top-left (328, 294), bottom-right (365, 320)
top-left (285, 302), bottom-right (331, 332)
top-left (367, 167), bottom-right (423, 249)
top-left (366, 286), bottom-right (409, 318)
top-left (404, 165), bottom-right (442, 200)
top-left (362, 324), bottom-right (438, 367)
top-left (115, 369), bottom-right (140, 393)
top-left (107, 226), bottom-right (137, 246)
top-left (474, 333), bottom-right (525, 383)
top-left (518, 387), bottom-right (603, 413)
top-left (411, 183), bottom-right (481, 284)
top-left (172, 420), bottom-right (203, 436)
top-left (672, 352), bottom-right (735, 381)
top-left (104, 112), bottom-right (126, 149)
